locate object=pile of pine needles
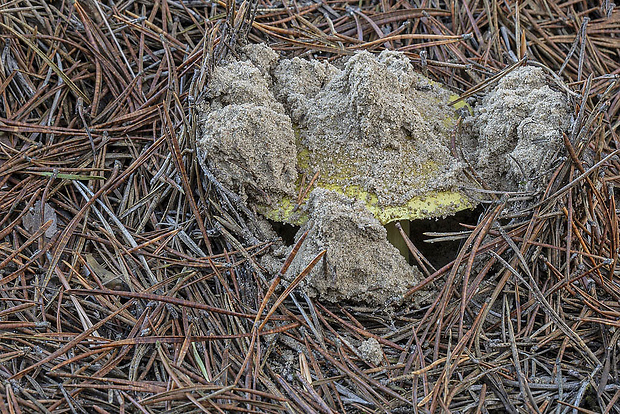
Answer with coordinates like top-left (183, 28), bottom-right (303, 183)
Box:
top-left (0, 0), bottom-right (619, 412)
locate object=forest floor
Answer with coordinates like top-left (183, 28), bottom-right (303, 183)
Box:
top-left (0, 0), bottom-right (619, 412)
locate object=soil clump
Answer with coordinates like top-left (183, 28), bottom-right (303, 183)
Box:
top-left (357, 338), bottom-right (384, 366)
top-left (461, 66), bottom-right (572, 193)
top-left (198, 46), bottom-right (298, 206)
top-left (285, 188), bottom-right (422, 306)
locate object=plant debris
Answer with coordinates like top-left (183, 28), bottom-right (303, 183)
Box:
top-left (0, 0), bottom-right (619, 412)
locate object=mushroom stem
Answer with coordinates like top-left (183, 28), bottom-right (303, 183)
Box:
top-left (385, 220), bottom-right (411, 263)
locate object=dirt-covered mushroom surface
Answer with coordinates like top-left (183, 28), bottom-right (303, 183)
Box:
top-left (197, 43), bottom-right (572, 306)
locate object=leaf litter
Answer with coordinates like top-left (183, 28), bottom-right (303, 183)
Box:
top-left (0, 0), bottom-right (619, 413)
